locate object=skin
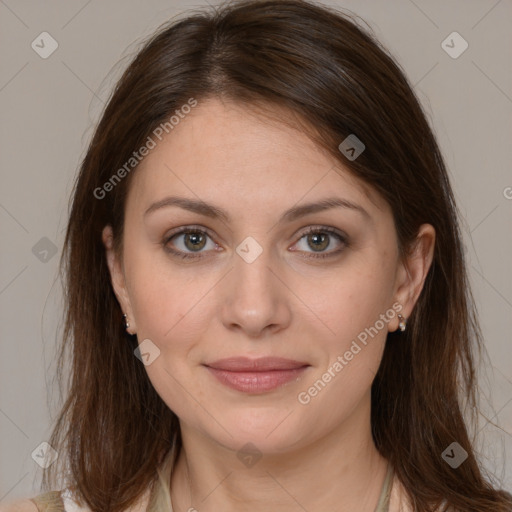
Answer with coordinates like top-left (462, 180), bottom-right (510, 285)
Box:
top-left (102, 97), bottom-right (435, 512)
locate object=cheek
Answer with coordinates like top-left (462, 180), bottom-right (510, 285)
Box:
top-left (126, 252), bottom-right (217, 355)
top-left (127, 265), bottom-right (208, 409)
top-left (129, 273), bottom-right (173, 337)
top-left (130, 275), bottom-right (198, 342)
top-left (295, 262), bottom-right (392, 421)
top-left (300, 256), bottom-right (396, 346)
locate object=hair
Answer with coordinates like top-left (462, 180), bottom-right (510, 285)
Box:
top-left (43, 0), bottom-right (512, 510)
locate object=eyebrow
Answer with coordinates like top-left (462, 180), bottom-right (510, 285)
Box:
top-left (144, 195), bottom-right (371, 224)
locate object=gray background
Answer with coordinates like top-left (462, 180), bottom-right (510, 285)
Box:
top-left (1, 0), bottom-right (511, 502)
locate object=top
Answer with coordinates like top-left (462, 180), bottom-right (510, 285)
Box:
top-left (29, 448), bottom-right (401, 512)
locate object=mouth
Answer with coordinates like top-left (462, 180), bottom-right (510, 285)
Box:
top-left (203, 356), bottom-right (310, 393)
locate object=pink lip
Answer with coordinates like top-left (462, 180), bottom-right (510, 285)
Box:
top-left (205, 356), bottom-right (309, 371)
top-left (204, 357), bottom-right (310, 393)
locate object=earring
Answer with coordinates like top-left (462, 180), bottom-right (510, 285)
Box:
top-left (122, 313), bottom-right (130, 329)
top-left (397, 314), bottom-right (407, 332)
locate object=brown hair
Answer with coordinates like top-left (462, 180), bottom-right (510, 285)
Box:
top-left (44, 0), bottom-right (512, 510)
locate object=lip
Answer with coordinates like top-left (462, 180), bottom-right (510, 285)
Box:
top-left (203, 357), bottom-right (310, 393)
top-left (205, 356), bottom-right (309, 371)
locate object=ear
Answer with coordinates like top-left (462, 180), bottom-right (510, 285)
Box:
top-left (390, 223), bottom-right (436, 332)
top-left (102, 225), bottom-right (137, 334)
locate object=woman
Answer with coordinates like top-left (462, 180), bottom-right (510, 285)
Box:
top-left (4, 0), bottom-right (511, 510)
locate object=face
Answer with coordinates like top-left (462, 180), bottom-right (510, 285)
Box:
top-left (103, 98), bottom-right (434, 455)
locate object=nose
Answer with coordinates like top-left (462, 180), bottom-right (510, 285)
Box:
top-left (219, 243), bottom-right (292, 339)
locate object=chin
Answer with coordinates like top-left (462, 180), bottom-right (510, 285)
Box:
top-left (201, 410), bottom-right (311, 455)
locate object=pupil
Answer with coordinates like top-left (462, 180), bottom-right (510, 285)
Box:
top-left (309, 233), bottom-right (328, 251)
top-left (185, 232), bottom-right (205, 251)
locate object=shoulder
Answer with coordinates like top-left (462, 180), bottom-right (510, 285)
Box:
top-left (1, 485), bottom-right (152, 512)
top-left (388, 475), bottom-right (456, 512)
top-left (388, 474), bottom-right (414, 512)
top-left (0, 498), bottom-right (39, 512)
top-left (1, 490), bottom-right (70, 512)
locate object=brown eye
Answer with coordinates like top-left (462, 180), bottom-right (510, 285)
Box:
top-left (163, 227), bottom-right (217, 260)
top-left (306, 232), bottom-right (330, 252)
top-left (292, 227), bottom-right (348, 259)
top-left (182, 231), bottom-right (207, 251)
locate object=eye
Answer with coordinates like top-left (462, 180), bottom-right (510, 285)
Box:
top-left (163, 226), bottom-right (218, 260)
top-left (291, 226), bottom-right (348, 259)
top-left (162, 225), bottom-right (348, 261)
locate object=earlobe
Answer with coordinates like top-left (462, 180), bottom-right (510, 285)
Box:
top-left (101, 225), bottom-right (136, 334)
top-left (391, 223), bottom-right (436, 331)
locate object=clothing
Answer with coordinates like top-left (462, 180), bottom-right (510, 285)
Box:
top-left (29, 450), bottom-right (397, 512)
top-left (29, 489), bottom-right (88, 512)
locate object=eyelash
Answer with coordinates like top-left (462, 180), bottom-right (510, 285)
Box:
top-left (162, 225), bottom-right (348, 261)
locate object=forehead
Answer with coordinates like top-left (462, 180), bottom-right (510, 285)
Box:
top-left (126, 98), bottom-right (388, 217)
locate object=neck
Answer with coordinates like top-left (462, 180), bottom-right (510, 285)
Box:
top-left (169, 395), bottom-right (389, 512)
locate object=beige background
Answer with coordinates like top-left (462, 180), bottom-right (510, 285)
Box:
top-left (1, 0), bottom-right (511, 501)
